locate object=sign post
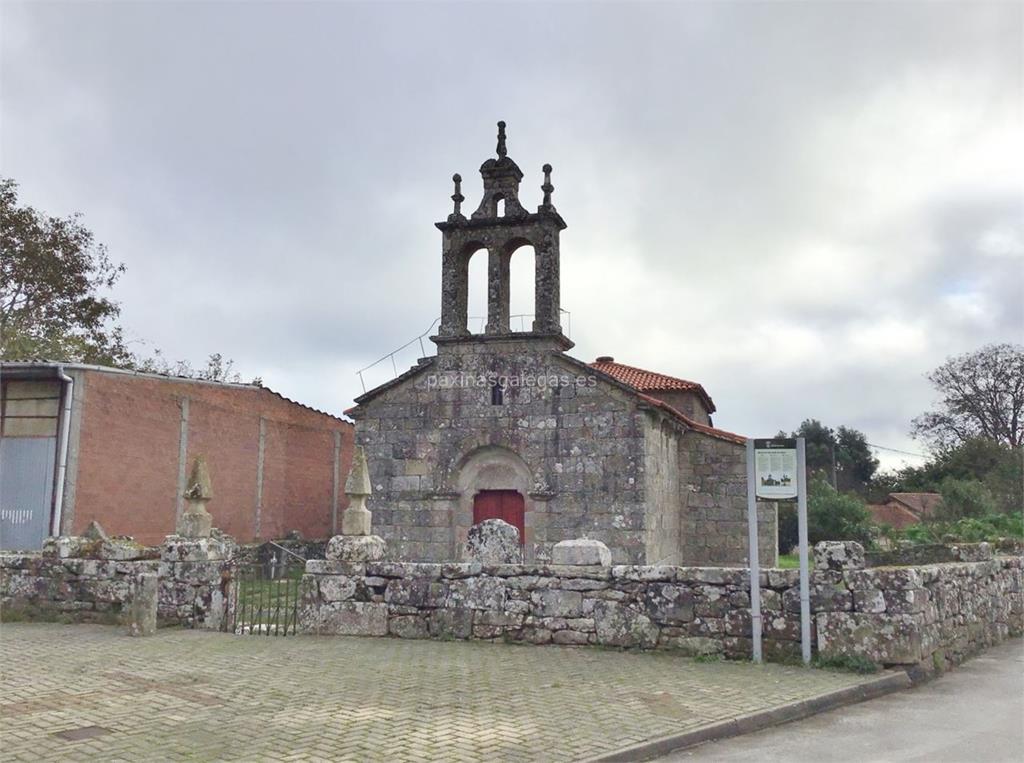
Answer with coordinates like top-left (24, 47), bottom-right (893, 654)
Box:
top-left (744, 439), bottom-right (763, 663)
top-left (749, 437), bottom-right (810, 665)
top-left (796, 437), bottom-right (811, 665)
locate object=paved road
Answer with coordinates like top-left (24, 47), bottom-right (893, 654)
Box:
top-left (665, 638), bottom-right (1024, 763)
top-left (0, 623), bottom-right (880, 762)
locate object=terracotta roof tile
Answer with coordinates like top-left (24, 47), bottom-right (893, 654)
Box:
top-left (589, 359), bottom-right (716, 413)
top-left (888, 493), bottom-right (943, 518)
top-left (636, 393), bottom-right (747, 445)
top-left (867, 502), bottom-right (922, 530)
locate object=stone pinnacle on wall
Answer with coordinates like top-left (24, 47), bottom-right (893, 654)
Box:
top-left (176, 456), bottom-right (214, 538)
top-left (341, 445), bottom-right (373, 535)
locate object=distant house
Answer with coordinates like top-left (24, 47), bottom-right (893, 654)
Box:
top-left (868, 492), bottom-right (943, 529)
top-left (0, 362), bottom-right (353, 550)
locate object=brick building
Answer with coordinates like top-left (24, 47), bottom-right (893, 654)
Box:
top-left (0, 362), bottom-right (353, 550)
top-left (347, 123), bottom-right (776, 566)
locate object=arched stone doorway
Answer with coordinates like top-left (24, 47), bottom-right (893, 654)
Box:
top-left (454, 445), bottom-right (536, 559)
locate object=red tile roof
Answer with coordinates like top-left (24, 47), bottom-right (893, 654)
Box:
top-left (635, 392), bottom-right (746, 445)
top-left (589, 358), bottom-right (716, 413)
top-left (888, 493), bottom-right (943, 518)
top-left (867, 502), bottom-right (922, 530)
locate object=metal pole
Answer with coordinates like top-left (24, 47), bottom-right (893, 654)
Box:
top-left (745, 439), bottom-right (763, 664)
top-left (797, 437), bottom-right (812, 665)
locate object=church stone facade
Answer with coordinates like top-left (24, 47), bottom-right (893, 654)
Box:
top-left (348, 123), bottom-right (776, 566)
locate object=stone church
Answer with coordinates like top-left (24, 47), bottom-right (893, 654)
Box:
top-left (348, 123), bottom-right (776, 566)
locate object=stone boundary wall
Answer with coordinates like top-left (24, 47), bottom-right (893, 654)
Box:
top-left (298, 551), bottom-right (1023, 671)
top-left (0, 551), bottom-right (229, 629)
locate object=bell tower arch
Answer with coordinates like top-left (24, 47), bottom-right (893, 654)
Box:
top-left (435, 122), bottom-right (568, 345)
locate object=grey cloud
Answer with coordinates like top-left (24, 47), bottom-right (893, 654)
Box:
top-left (2, 1), bottom-right (1019, 469)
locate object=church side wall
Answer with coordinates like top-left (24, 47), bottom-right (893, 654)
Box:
top-left (644, 390), bottom-right (712, 425)
top-left (679, 431), bottom-right (778, 567)
top-left (355, 346), bottom-right (651, 564)
top-left (642, 416), bottom-right (682, 564)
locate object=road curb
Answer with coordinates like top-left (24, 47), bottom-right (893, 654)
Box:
top-left (586, 670), bottom-right (912, 762)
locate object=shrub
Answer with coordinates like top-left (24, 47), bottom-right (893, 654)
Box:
top-left (894, 512), bottom-right (1024, 545)
top-left (777, 477), bottom-right (876, 553)
top-left (938, 478), bottom-right (999, 520)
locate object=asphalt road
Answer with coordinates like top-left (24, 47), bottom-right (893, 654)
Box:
top-left (663, 638), bottom-right (1024, 763)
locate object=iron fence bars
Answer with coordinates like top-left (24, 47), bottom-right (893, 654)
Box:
top-left (355, 309), bottom-right (572, 393)
top-left (225, 555), bottom-right (304, 636)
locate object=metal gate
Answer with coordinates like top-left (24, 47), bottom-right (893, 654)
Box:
top-left (225, 543), bottom-right (305, 636)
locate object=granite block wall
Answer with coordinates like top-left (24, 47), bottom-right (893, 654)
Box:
top-left (353, 341), bottom-right (651, 564)
top-left (0, 551), bottom-right (230, 629)
top-left (679, 431), bottom-right (777, 567)
top-left (298, 547), bottom-right (1022, 671)
top-left (352, 340), bottom-right (777, 567)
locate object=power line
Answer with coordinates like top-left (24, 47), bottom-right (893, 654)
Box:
top-left (866, 442), bottom-right (930, 459)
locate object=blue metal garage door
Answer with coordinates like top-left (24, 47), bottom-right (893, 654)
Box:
top-left (0, 437), bottom-right (57, 550)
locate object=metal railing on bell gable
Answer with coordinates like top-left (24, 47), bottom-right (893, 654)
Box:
top-left (355, 310), bottom-right (571, 395)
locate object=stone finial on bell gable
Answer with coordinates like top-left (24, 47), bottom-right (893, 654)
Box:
top-left (496, 120), bottom-right (508, 158)
top-left (540, 163), bottom-right (556, 212)
top-left (448, 173), bottom-right (466, 222)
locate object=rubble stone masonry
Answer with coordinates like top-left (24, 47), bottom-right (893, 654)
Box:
top-left (297, 543), bottom-right (1021, 672)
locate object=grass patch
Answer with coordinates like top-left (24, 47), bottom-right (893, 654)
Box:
top-left (812, 653), bottom-right (880, 674)
top-left (776, 553), bottom-right (814, 569)
top-left (0, 604), bottom-right (123, 626)
top-left (693, 653), bottom-right (722, 664)
top-left (234, 567), bottom-right (304, 628)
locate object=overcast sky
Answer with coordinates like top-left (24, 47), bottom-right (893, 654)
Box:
top-left (3, 1), bottom-right (1020, 471)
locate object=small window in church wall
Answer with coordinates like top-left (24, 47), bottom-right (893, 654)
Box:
top-left (496, 198), bottom-right (505, 217)
top-left (491, 381), bottom-right (504, 405)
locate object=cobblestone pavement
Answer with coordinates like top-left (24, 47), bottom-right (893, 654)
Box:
top-left (0, 624), bottom-right (880, 762)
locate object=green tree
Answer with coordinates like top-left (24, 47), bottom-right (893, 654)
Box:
top-left (936, 478), bottom-right (999, 520)
top-left (875, 438), bottom-right (1022, 513)
top-left (0, 178), bottom-right (130, 365)
top-left (778, 476), bottom-right (876, 552)
top-left (135, 351), bottom-right (255, 384)
top-left (806, 476), bottom-right (875, 547)
top-left (0, 179), bottom-right (255, 384)
top-left (779, 419), bottom-right (878, 495)
top-left (835, 426), bottom-right (879, 493)
top-left (912, 343), bottom-right (1024, 449)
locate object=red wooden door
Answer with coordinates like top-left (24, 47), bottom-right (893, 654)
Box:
top-left (472, 490), bottom-right (525, 545)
